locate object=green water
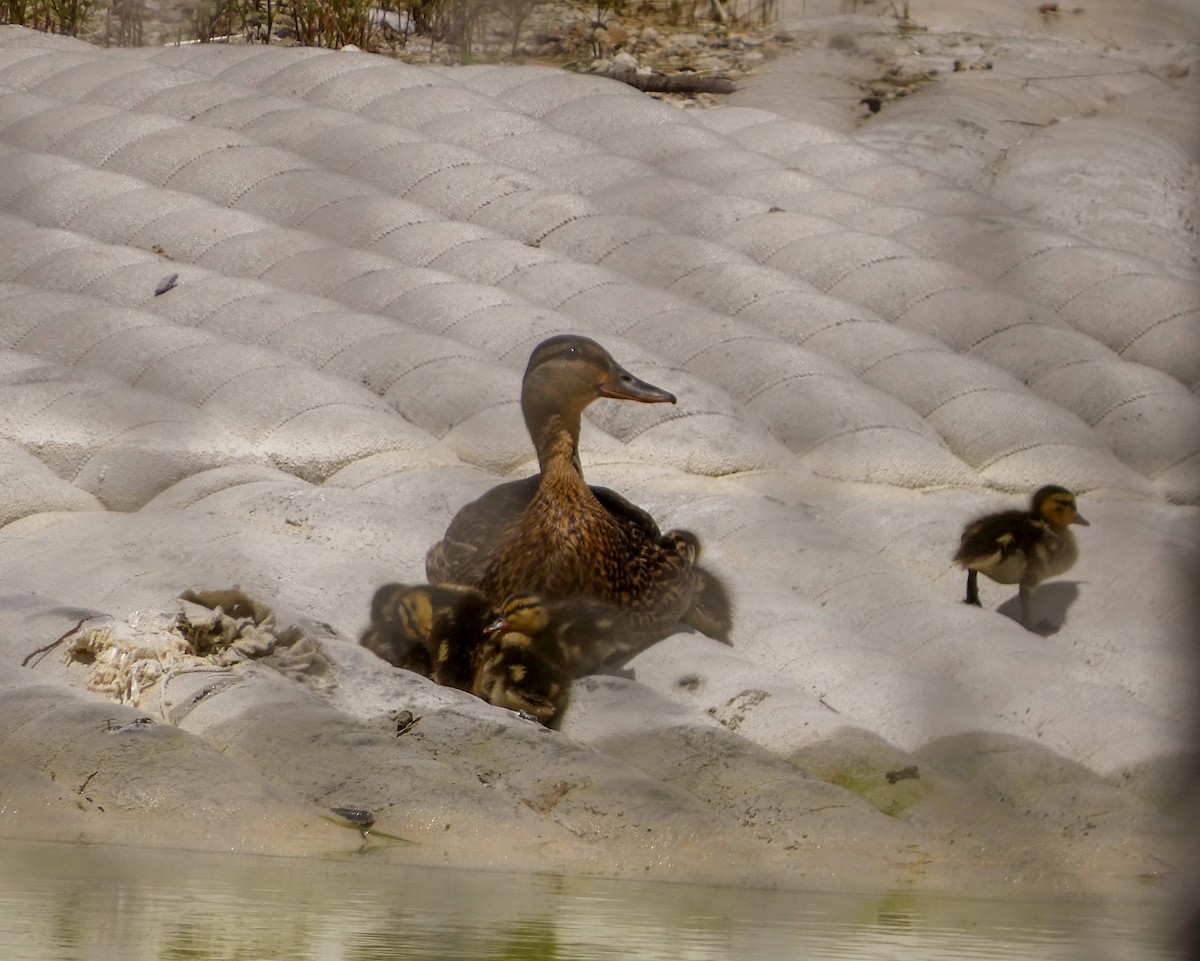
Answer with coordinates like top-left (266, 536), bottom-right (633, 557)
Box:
top-left (0, 839), bottom-right (1181, 960)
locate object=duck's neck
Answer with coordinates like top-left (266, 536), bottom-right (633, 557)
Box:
top-left (531, 411), bottom-right (583, 479)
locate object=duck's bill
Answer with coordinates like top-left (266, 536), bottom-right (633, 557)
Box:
top-left (484, 616), bottom-right (508, 635)
top-left (601, 365), bottom-right (677, 404)
top-left (1074, 513), bottom-right (1090, 526)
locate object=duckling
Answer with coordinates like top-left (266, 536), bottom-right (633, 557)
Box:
top-left (483, 590), bottom-right (646, 678)
top-left (472, 593), bottom-right (575, 727)
top-left (472, 634), bottom-right (572, 728)
top-left (954, 485), bottom-right (1089, 632)
top-left (425, 334), bottom-right (706, 640)
top-left (427, 589), bottom-right (502, 692)
top-left (360, 582), bottom-right (480, 676)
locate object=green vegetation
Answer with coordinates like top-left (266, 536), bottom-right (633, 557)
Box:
top-left (825, 765), bottom-right (932, 818)
top-left (2, 0), bottom-right (97, 36)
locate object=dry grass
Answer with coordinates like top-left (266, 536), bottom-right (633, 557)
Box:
top-left (1, 0), bottom-right (774, 60)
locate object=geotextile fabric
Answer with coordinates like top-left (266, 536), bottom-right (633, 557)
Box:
top-left (0, 26), bottom-right (1195, 892)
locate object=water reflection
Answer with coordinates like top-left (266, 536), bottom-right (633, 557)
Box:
top-left (0, 839), bottom-right (1179, 960)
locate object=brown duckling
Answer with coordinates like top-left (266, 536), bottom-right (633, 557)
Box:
top-left (954, 485), bottom-right (1089, 632)
top-left (472, 593), bottom-right (575, 727)
top-left (483, 590), bottom-right (649, 678)
top-left (426, 589), bottom-right (502, 692)
top-left (472, 637), bottom-right (572, 728)
top-left (360, 582), bottom-right (481, 676)
top-left (425, 334), bottom-right (705, 640)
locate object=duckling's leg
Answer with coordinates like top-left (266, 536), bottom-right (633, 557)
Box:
top-left (1018, 583), bottom-right (1035, 630)
top-left (964, 569), bottom-right (981, 606)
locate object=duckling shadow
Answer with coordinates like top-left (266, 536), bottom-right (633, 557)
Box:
top-left (997, 581), bottom-right (1082, 634)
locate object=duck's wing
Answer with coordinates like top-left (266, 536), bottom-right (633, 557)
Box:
top-left (427, 477), bottom-right (724, 640)
top-left (589, 485), bottom-right (664, 539)
top-left (594, 491), bottom-right (735, 640)
top-left (954, 510), bottom-right (1037, 567)
top-left (426, 479), bottom-right (665, 585)
top-left (426, 476), bottom-right (540, 585)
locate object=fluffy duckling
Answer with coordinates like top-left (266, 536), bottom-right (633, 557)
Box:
top-left (427, 589), bottom-right (502, 692)
top-left (954, 485), bottom-right (1089, 632)
top-left (472, 593), bottom-right (575, 727)
top-left (472, 636), bottom-right (572, 728)
top-left (360, 582), bottom-right (481, 676)
top-left (425, 334), bottom-right (705, 640)
top-left (484, 590), bottom-right (644, 678)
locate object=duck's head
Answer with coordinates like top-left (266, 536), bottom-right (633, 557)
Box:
top-left (398, 587), bottom-right (436, 637)
top-left (521, 335), bottom-right (676, 450)
top-left (1032, 485), bottom-right (1089, 527)
top-left (485, 592), bottom-right (551, 636)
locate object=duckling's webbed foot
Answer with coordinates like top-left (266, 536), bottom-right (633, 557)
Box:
top-left (964, 569), bottom-right (982, 606)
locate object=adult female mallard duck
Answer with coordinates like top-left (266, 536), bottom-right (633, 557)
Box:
top-left (954, 484), bottom-right (1089, 632)
top-left (425, 334), bottom-right (722, 641)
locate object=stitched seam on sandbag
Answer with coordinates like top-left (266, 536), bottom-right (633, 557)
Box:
top-left (1116, 306), bottom-right (1196, 356)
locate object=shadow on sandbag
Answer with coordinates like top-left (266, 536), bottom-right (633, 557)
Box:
top-left (997, 581), bottom-right (1082, 635)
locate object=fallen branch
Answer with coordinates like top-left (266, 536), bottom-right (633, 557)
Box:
top-left (596, 66), bottom-right (737, 95)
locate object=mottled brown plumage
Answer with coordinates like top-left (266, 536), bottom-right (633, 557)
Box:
top-left (954, 484), bottom-right (1089, 632)
top-left (425, 334), bottom-right (726, 642)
